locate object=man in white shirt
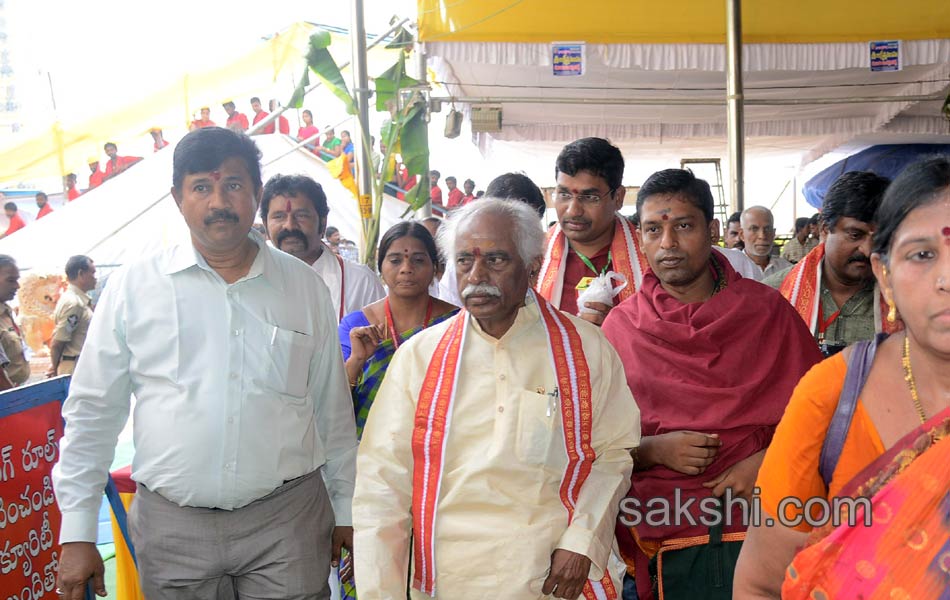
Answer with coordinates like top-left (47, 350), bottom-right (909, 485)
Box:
top-left (53, 127), bottom-right (358, 600)
top-left (740, 206), bottom-right (792, 280)
top-left (260, 174), bottom-right (384, 321)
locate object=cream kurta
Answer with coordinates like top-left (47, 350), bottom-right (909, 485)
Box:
top-left (353, 298), bottom-right (640, 599)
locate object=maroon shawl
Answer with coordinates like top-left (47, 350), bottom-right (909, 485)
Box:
top-left (603, 252), bottom-right (821, 584)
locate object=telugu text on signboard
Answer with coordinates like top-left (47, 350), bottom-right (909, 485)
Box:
top-left (0, 387), bottom-right (67, 600)
top-left (552, 42), bottom-right (585, 77)
top-left (870, 40), bottom-right (901, 72)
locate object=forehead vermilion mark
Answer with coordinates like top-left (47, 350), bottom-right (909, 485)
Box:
top-left (285, 200), bottom-right (293, 213)
top-left (942, 226), bottom-right (950, 237)
top-left (210, 170), bottom-right (221, 181)
top-left (661, 214), bottom-right (669, 221)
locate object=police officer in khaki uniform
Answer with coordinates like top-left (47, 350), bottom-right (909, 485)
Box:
top-left (0, 254), bottom-right (30, 386)
top-left (48, 256), bottom-right (96, 377)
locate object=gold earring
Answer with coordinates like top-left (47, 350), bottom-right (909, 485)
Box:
top-left (887, 301), bottom-right (897, 323)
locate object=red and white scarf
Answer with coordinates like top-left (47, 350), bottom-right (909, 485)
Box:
top-left (410, 290), bottom-right (617, 599)
top-left (538, 216), bottom-right (648, 309)
top-left (778, 243), bottom-right (899, 336)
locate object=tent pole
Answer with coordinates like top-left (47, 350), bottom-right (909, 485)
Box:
top-left (351, 0), bottom-right (374, 249)
top-left (414, 34), bottom-right (432, 218)
top-left (726, 0), bottom-right (745, 214)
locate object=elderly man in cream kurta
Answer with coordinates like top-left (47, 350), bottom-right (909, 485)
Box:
top-left (353, 198), bottom-right (640, 600)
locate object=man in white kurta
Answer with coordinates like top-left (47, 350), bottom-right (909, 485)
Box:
top-left (310, 247), bottom-right (385, 318)
top-left (353, 198), bottom-right (640, 599)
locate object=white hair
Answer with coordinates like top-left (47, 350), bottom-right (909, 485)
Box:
top-left (740, 205), bottom-right (774, 226)
top-left (437, 197), bottom-right (545, 268)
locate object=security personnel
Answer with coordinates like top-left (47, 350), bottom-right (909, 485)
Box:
top-left (0, 254), bottom-right (30, 386)
top-left (48, 255), bottom-right (96, 377)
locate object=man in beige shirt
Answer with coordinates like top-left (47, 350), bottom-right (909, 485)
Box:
top-left (353, 198), bottom-right (640, 599)
top-left (0, 254), bottom-right (28, 387)
top-left (48, 255), bottom-right (97, 376)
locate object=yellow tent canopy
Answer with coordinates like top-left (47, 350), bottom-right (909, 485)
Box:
top-left (418, 0), bottom-right (950, 44)
top-left (0, 23), bottom-right (399, 183)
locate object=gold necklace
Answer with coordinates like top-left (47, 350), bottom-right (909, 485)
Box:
top-left (901, 335), bottom-right (928, 425)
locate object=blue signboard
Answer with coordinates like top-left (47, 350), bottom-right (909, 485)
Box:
top-left (552, 42), bottom-right (585, 77)
top-left (869, 40), bottom-right (901, 72)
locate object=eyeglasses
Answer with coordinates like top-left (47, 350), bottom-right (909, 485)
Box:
top-left (553, 189), bottom-right (615, 206)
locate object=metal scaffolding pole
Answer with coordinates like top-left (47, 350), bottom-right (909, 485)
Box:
top-left (726, 0), bottom-right (745, 214)
top-left (429, 93), bottom-right (943, 106)
top-left (351, 0), bottom-right (374, 236)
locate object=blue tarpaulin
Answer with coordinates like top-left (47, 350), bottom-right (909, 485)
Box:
top-left (803, 144), bottom-right (950, 209)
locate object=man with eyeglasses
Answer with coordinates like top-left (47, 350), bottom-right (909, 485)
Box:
top-left (538, 138), bottom-right (648, 326)
top-left (739, 206), bottom-right (790, 281)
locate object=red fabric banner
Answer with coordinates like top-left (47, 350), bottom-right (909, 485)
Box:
top-left (0, 399), bottom-right (64, 599)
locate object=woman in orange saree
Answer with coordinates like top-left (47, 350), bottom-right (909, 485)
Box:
top-left (734, 155), bottom-right (950, 598)
top-left (783, 409), bottom-right (950, 598)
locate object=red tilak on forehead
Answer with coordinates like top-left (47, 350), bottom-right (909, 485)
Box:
top-left (473, 247), bottom-right (482, 257)
top-left (661, 214), bottom-right (669, 221)
top-left (943, 226), bottom-right (950, 244)
top-left (285, 200), bottom-right (293, 213)
top-left (210, 170), bottom-right (221, 181)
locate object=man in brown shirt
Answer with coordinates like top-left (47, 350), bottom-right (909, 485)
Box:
top-left (0, 254), bottom-right (30, 386)
top-left (48, 255), bottom-right (96, 376)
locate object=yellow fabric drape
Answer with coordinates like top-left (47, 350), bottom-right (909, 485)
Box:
top-left (418, 0), bottom-right (950, 43)
top-left (0, 23), bottom-right (398, 183)
top-left (108, 492), bottom-right (144, 600)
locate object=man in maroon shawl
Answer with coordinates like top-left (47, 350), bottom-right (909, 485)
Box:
top-left (602, 169), bottom-right (821, 600)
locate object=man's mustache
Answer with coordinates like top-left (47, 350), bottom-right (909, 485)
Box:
top-left (276, 229), bottom-right (309, 249)
top-left (204, 209), bottom-right (240, 226)
top-left (847, 254), bottom-right (870, 265)
top-left (461, 283), bottom-right (502, 299)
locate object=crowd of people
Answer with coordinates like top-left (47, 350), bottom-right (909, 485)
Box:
top-left (427, 169), bottom-right (481, 210)
top-left (0, 125), bottom-right (942, 600)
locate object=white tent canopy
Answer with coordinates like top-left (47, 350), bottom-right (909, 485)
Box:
top-left (0, 135), bottom-right (410, 272)
top-left (429, 38), bottom-right (950, 170)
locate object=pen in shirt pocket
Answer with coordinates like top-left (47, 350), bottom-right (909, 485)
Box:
top-left (538, 386), bottom-right (558, 417)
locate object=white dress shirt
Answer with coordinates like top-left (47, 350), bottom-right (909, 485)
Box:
top-left (713, 246), bottom-right (761, 280)
top-left (310, 245), bottom-right (385, 320)
top-left (53, 231), bottom-right (358, 543)
top-left (742, 250), bottom-right (793, 281)
top-left (437, 261), bottom-right (463, 307)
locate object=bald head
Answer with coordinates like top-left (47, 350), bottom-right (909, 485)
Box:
top-left (739, 206), bottom-right (776, 259)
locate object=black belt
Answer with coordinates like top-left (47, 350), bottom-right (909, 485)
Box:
top-left (62, 355), bottom-right (80, 361)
